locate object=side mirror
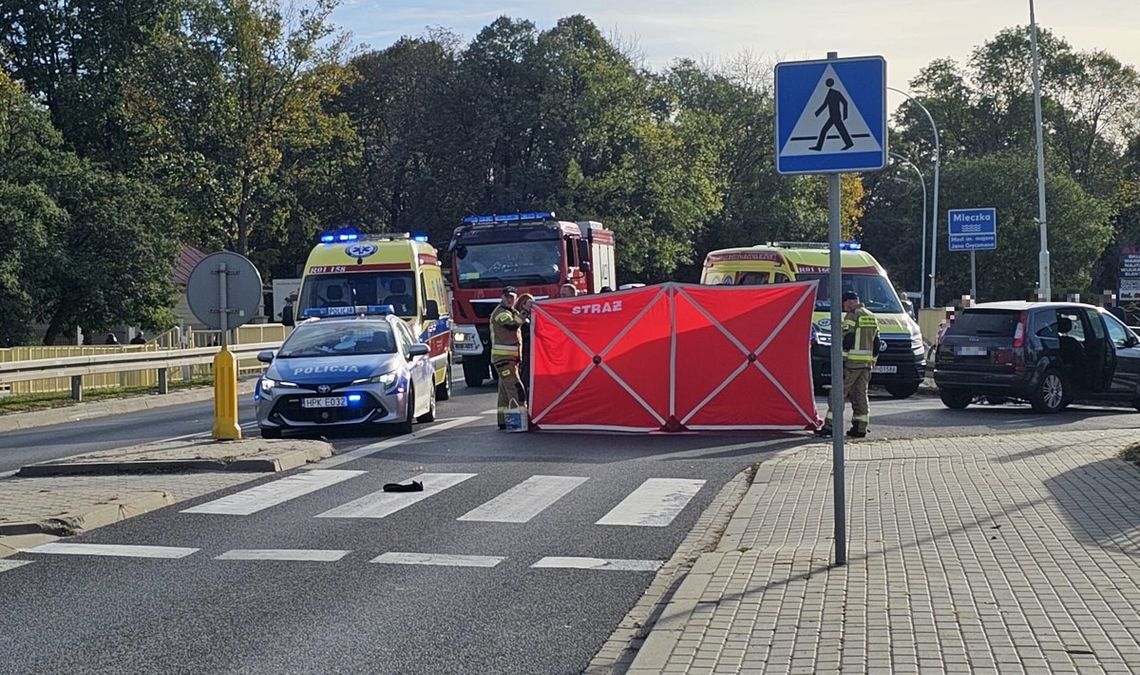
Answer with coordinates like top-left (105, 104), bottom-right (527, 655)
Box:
top-left (580, 260), bottom-right (592, 273)
top-left (257, 350), bottom-right (275, 364)
top-left (1127, 335), bottom-right (1139, 349)
top-left (407, 343), bottom-right (430, 359)
top-left (424, 300), bottom-right (440, 321)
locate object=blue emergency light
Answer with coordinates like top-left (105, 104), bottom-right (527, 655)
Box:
top-left (301, 304), bottom-right (396, 319)
top-left (838, 241), bottom-right (862, 251)
top-left (461, 211), bottom-right (556, 225)
top-left (319, 228), bottom-right (361, 243)
top-left (411, 231), bottom-right (429, 242)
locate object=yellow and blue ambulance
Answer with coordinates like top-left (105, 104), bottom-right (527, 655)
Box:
top-left (296, 229), bottom-right (453, 400)
top-left (700, 242), bottom-right (926, 398)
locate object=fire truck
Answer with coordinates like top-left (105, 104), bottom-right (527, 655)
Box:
top-left (447, 211), bottom-right (616, 387)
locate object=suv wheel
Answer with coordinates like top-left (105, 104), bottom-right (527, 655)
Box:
top-left (436, 355), bottom-right (453, 401)
top-left (939, 388), bottom-right (972, 410)
top-left (885, 382), bottom-right (920, 399)
top-left (1030, 369), bottom-right (1067, 414)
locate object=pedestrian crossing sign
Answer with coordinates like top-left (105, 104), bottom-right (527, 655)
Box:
top-left (775, 55), bottom-right (887, 174)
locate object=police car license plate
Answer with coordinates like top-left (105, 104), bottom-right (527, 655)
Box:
top-left (303, 396), bottom-right (348, 409)
top-left (872, 365), bottom-right (897, 374)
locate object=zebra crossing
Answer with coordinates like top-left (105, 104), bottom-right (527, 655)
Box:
top-left (2, 470), bottom-right (712, 575)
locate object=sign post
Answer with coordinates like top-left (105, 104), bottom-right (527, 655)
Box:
top-left (187, 252), bottom-right (264, 441)
top-left (948, 208), bottom-right (997, 302)
top-left (776, 52), bottom-right (887, 566)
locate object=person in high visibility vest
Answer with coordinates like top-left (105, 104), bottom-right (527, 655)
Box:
top-left (816, 290), bottom-right (880, 438)
top-left (490, 286), bottom-right (526, 429)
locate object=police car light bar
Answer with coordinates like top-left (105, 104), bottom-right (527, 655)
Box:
top-left (461, 211), bottom-right (556, 225)
top-left (301, 304), bottom-right (396, 319)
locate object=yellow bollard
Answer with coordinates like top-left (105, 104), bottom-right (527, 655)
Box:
top-left (212, 345), bottom-right (242, 440)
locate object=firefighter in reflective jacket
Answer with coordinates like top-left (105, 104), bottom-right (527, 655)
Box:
top-left (490, 286), bottom-right (526, 430)
top-left (817, 290), bottom-right (880, 438)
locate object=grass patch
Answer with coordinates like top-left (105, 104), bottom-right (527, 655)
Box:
top-left (0, 378), bottom-right (215, 415)
top-left (1121, 442), bottom-right (1140, 466)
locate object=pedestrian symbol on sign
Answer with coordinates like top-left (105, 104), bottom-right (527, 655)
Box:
top-left (810, 78), bottom-right (853, 151)
top-left (779, 64), bottom-right (882, 158)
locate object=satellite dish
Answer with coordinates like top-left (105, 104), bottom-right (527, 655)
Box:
top-left (186, 252), bottom-right (264, 336)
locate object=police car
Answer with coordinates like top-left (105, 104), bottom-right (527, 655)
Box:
top-left (255, 305), bottom-right (437, 437)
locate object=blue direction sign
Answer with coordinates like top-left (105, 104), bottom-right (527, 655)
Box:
top-left (948, 208), bottom-right (997, 251)
top-left (775, 56), bottom-right (887, 175)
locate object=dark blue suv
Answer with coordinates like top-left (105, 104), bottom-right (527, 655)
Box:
top-left (934, 301), bottom-right (1140, 413)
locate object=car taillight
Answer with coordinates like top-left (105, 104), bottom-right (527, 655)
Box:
top-left (1012, 311), bottom-right (1027, 348)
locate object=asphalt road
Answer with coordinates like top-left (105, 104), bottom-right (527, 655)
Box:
top-left (2, 374), bottom-right (1140, 672)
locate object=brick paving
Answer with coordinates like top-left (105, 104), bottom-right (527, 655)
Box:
top-left (630, 430), bottom-right (1140, 674)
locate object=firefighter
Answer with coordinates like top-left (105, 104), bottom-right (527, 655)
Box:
top-left (816, 290), bottom-right (880, 438)
top-left (490, 286), bottom-right (526, 429)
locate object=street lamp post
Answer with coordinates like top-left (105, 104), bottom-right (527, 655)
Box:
top-left (888, 87), bottom-right (941, 307)
top-left (1030, 0), bottom-right (1051, 300)
top-left (890, 153), bottom-right (928, 308)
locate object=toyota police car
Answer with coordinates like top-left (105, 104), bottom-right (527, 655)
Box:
top-left (255, 305), bottom-right (437, 437)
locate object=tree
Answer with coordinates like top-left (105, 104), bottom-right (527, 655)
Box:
top-left (122, 0), bottom-right (353, 258)
top-left (0, 70), bottom-right (179, 344)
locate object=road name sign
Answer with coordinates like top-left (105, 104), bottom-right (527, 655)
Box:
top-left (775, 56), bottom-right (887, 175)
top-left (948, 208), bottom-right (997, 251)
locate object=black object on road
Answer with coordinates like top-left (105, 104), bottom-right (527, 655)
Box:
top-left (383, 481), bottom-right (424, 493)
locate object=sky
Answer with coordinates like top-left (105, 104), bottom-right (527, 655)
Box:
top-left (330, 0), bottom-right (1140, 108)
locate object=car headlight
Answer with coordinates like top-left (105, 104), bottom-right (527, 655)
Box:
top-left (353, 371), bottom-right (399, 387)
top-left (258, 378), bottom-right (296, 396)
top-left (454, 333), bottom-right (467, 343)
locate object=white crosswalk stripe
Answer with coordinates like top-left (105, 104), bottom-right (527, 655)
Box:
top-left (370, 552), bottom-right (505, 568)
top-left (316, 473), bottom-right (476, 519)
top-left (458, 475), bottom-right (588, 523)
top-left (0, 559), bottom-right (31, 573)
top-left (25, 543), bottom-right (199, 558)
top-left (182, 469), bottom-right (366, 516)
top-left (595, 478), bottom-right (706, 527)
top-left (215, 549), bottom-right (350, 562)
top-left (531, 556), bottom-right (662, 571)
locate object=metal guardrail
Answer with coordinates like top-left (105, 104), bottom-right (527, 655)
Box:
top-left (0, 342), bottom-right (279, 401)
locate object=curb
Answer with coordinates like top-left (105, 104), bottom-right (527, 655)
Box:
top-left (0, 490), bottom-right (173, 539)
top-left (0, 380), bottom-right (258, 433)
top-left (15, 446), bottom-right (329, 478)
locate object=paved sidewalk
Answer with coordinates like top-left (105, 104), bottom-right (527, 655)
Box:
top-left (631, 429), bottom-right (1140, 674)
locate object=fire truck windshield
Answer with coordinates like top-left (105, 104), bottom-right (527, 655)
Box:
top-left (454, 241), bottom-right (563, 288)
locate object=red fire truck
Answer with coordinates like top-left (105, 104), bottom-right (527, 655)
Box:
top-left (447, 211), bottom-right (616, 387)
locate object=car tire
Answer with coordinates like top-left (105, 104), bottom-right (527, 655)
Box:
top-left (436, 355), bottom-right (453, 401)
top-left (1030, 369), bottom-right (1067, 414)
top-left (463, 359), bottom-right (486, 387)
top-left (939, 388), bottom-right (972, 410)
top-left (418, 384), bottom-right (437, 423)
top-left (395, 387), bottom-right (415, 434)
top-left (260, 426), bottom-right (282, 439)
top-left (885, 382), bottom-right (920, 399)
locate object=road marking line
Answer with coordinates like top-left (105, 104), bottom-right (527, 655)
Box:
top-left (370, 552), bottom-right (504, 568)
top-left (181, 469), bottom-right (366, 516)
top-left (25, 543), bottom-right (198, 559)
top-left (0, 560), bottom-right (31, 573)
top-left (531, 556), bottom-right (662, 572)
top-left (458, 475), bottom-right (589, 523)
top-left (480, 408), bottom-right (498, 415)
top-left (316, 473), bottom-right (476, 519)
top-left (215, 549), bottom-right (351, 562)
top-left (310, 416), bottom-right (480, 469)
top-left (596, 478), bottom-right (706, 527)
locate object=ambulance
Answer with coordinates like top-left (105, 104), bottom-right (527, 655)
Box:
top-left (296, 229), bottom-right (453, 400)
top-left (700, 242), bottom-right (925, 398)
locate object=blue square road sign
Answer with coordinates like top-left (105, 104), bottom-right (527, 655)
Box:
top-left (775, 56), bottom-right (888, 175)
top-left (948, 208), bottom-right (997, 251)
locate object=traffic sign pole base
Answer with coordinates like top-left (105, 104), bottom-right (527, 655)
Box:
top-left (212, 347), bottom-right (242, 440)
